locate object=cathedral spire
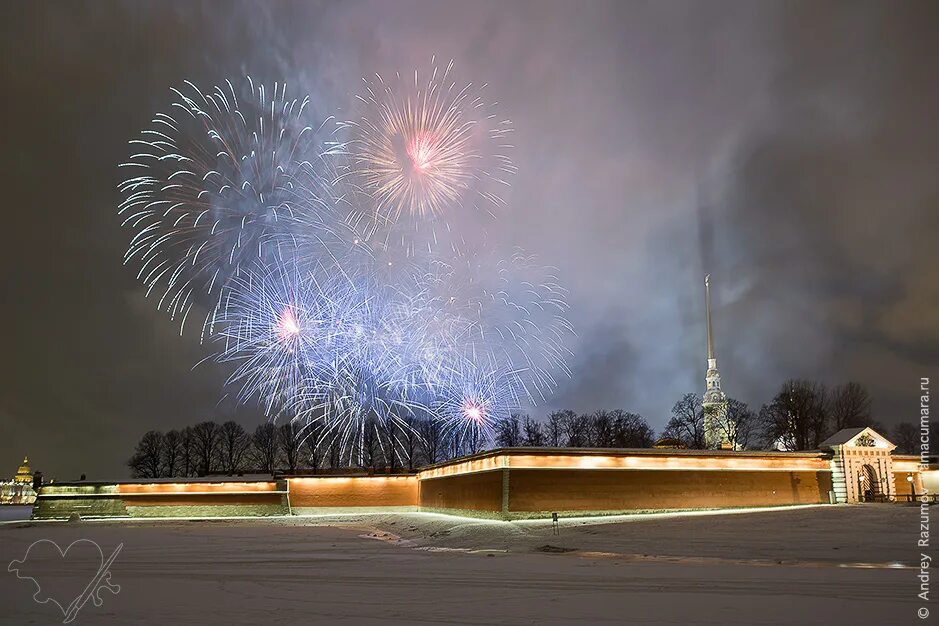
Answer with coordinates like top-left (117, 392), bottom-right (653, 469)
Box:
top-left (705, 274), bottom-right (715, 363)
top-left (703, 274), bottom-right (729, 449)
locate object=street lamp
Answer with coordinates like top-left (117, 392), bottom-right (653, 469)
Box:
top-left (906, 473), bottom-right (915, 499)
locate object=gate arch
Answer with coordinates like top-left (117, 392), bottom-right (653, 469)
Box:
top-left (859, 464), bottom-right (880, 502)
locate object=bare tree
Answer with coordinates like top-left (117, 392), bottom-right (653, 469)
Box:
top-left (360, 417), bottom-right (381, 471)
top-left (327, 433), bottom-right (342, 470)
top-left (301, 420), bottom-right (325, 474)
top-left (128, 431), bottom-right (164, 478)
top-left (718, 398), bottom-right (756, 450)
top-left (418, 417), bottom-right (444, 464)
top-left (610, 411), bottom-right (655, 448)
top-left (546, 411), bottom-right (568, 447)
top-left (400, 415), bottom-right (421, 471)
top-left (380, 415), bottom-right (399, 473)
top-left (191, 421), bottom-right (220, 476)
top-left (759, 380), bottom-right (829, 450)
top-left (892, 422), bottom-right (919, 455)
top-left (219, 421), bottom-right (251, 475)
top-left (468, 421), bottom-right (487, 455)
top-left (252, 423), bottom-right (279, 475)
top-left (663, 393), bottom-right (706, 449)
top-left (179, 426), bottom-right (195, 477)
top-left (162, 430), bottom-right (183, 477)
top-left (279, 421), bottom-right (303, 474)
top-left (829, 382), bottom-right (872, 431)
top-left (522, 416), bottom-right (545, 447)
top-left (564, 412), bottom-right (590, 447)
top-left (589, 411), bottom-right (615, 447)
top-left (496, 413), bottom-right (523, 447)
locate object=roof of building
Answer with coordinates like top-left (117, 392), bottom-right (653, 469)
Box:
top-left (819, 428), bottom-right (867, 447)
top-left (819, 426), bottom-right (894, 449)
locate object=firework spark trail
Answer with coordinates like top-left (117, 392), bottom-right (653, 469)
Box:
top-left (340, 57), bottom-right (516, 256)
top-left (414, 247), bottom-right (575, 407)
top-left (206, 243), bottom-right (572, 458)
top-left (118, 77), bottom-right (347, 333)
top-left (120, 69), bottom-right (573, 459)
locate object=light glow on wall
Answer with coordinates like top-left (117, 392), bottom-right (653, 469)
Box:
top-left (418, 452), bottom-right (832, 478)
top-left (117, 482), bottom-right (281, 494)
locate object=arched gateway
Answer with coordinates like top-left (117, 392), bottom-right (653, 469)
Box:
top-left (820, 427), bottom-right (896, 503)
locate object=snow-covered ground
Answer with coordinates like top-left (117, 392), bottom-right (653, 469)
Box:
top-left (0, 504), bottom-right (925, 625)
top-left (0, 506), bottom-right (31, 522)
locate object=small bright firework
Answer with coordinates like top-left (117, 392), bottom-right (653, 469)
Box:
top-left (436, 367), bottom-right (515, 454)
top-left (341, 57), bottom-right (516, 253)
top-left (118, 77), bottom-right (347, 332)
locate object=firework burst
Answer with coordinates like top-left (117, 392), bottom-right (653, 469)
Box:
top-left (435, 367), bottom-right (515, 454)
top-left (121, 69), bottom-right (573, 461)
top-left (118, 77), bottom-right (347, 332)
top-left (341, 58), bottom-right (516, 254)
top-left (208, 256), bottom-right (351, 415)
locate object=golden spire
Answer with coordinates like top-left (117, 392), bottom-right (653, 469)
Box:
top-left (705, 274), bottom-right (715, 362)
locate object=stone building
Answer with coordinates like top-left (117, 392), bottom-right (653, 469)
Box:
top-left (0, 456), bottom-right (37, 505)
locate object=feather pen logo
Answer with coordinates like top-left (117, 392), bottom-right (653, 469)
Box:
top-left (8, 539), bottom-right (122, 623)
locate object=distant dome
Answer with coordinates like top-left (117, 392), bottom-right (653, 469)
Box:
top-left (653, 438), bottom-right (687, 449)
top-left (13, 456), bottom-right (32, 484)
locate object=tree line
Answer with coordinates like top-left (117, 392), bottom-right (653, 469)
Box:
top-left (661, 379), bottom-right (925, 454)
top-left (128, 378), bottom-right (924, 477)
top-left (127, 409), bottom-right (658, 478)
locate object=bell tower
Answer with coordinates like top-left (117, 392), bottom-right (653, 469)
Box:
top-left (703, 275), bottom-right (728, 448)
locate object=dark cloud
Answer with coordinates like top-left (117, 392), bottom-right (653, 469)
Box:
top-left (1, 0), bottom-right (936, 478)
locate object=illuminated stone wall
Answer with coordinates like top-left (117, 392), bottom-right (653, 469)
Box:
top-left (507, 468), bottom-right (831, 512)
top-left (32, 484), bottom-right (129, 519)
top-left (30, 448), bottom-right (935, 519)
top-left (416, 450), bottom-right (837, 517)
top-left (289, 476), bottom-right (418, 512)
top-left (418, 469), bottom-right (504, 514)
top-left (33, 480), bottom-right (288, 519)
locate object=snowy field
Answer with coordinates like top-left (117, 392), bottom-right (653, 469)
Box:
top-left (0, 504), bottom-right (926, 625)
top-left (0, 506), bottom-right (31, 522)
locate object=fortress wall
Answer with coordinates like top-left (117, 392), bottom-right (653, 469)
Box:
top-left (418, 469), bottom-right (504, 513)
top-left (34, 449), bottom-right (929, 520)
top-left (33, 480), bottom-right (288, 519)
top-left (117, 482), bottom-right (280, 494)
top-left (118, 480), bottom-right (288, 516)
top-left (506, 468), bottom-right (832, 513)
top-left (288, 475), bottom-right (418, 509)
top-left (31, 484), bottom-right (128, 519)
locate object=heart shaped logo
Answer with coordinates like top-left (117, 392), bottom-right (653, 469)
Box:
top-left (8, 539), bottom-right (122, 623)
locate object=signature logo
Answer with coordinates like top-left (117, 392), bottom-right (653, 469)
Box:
top-left (8, 539), bottom-right (122, 623)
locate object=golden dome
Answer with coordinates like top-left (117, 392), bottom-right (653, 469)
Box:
top-left (13, 456), bottom-right (32, 484)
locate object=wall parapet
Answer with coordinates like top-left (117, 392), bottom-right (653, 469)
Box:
top-left (30, 448), bottom-right (934, 520)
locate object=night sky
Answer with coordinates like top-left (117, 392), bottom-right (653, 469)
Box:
top-left (2, 1), bottom-right (937, 479)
